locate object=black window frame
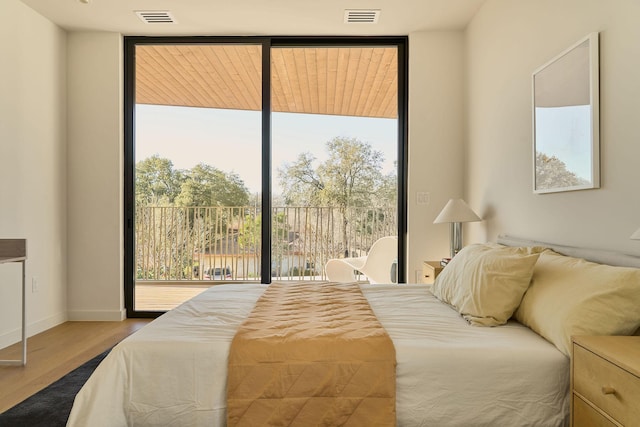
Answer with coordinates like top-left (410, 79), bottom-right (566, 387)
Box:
top-left (123, 36), bottom-right (408, 318)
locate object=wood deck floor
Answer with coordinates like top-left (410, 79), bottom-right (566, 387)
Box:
top-left (135, 280), bottom-right (325, 311)
top-left (135, 283), bottom-right (216, 311)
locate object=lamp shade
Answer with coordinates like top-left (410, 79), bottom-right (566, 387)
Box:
top-left (433, 199), bottom-right (481, 224)
top-left (631, 228), bottom-right (640, 240)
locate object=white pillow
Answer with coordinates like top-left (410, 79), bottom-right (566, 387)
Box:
top-left (515, 250), bottom-right (640, 356)
top-left (432, 243), bottom-right (542, 326)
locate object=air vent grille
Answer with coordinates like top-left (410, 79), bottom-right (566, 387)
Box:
top-left (344, 9), bottom-right (380, 24)
top-left (135, 11), bottom-right (176, 24)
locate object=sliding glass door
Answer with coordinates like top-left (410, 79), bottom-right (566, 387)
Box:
top-left (124, 37), bottom-right (407, 317)
top-left (270, 45), bottom-right (400, 281)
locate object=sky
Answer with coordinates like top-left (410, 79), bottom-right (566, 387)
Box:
top-left (535, 105), bottom-right (593, 180)
top-left (135, 104), bottom-right (398, 194)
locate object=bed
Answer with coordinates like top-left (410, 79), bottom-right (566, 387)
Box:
top-left (66, 236), bottom-right (640, 427)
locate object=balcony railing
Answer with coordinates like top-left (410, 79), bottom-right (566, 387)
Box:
top-left (135, 205), bottom-right (397, 282)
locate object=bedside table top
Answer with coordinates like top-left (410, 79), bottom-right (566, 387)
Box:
top-left (573, 335), bottom-right (640, 377)
top-left (423, 261), bottom-right (442, 269)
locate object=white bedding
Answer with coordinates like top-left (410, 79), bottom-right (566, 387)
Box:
top-left (67, 284), bottom-right (569, 427)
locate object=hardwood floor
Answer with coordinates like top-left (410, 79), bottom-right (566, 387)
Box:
top-left (0, 319), bottom-right (151, 413)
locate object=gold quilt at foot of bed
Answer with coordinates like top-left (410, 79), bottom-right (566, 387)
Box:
top-left (227, 282), bottom-right (396, 426)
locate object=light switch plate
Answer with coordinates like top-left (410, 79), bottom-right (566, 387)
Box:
top-left (416, 192), bottom-right (430, 205)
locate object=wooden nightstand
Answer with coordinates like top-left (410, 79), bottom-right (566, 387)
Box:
top-left (421, 261), bottom-right (443, 285)
top-left (571, 336), bottom-right (640, 427)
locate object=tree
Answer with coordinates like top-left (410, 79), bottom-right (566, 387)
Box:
top-left (320, 137), bottom-right (385, 208)
top-left (278, 152), bottom-right (324, 206)
top-left (135, 155), bottom-right (184, 205)
top-left (175, 163), bottom-right (250, 207)
top-left (278, 137), bottom-right (391, 256)
top-left (134, 156), bottom-right (252, 281)
top-left (535, 152), bottom-right (589, 190)
top-left (237, 212), bottom-right (292, 277)
top-left (136, 157), bottom-right (251, 208)
top-left (375, 165), bottom-right (398, 207)
top-left (174, 165), bottom-right (252, 262)
top-left (279, 137), bottom-right (386, 207)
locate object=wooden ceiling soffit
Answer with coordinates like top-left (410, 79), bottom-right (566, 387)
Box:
top-left (135, 44), bottom-right (397, 119)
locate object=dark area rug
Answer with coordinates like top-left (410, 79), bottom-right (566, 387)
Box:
top-left (0, 349), bottom-right (110, 427)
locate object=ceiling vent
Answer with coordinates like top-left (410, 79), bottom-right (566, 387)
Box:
top-left (344, 9), bottom-right (380, 24)
top-left (135, 11), bottom-right (176, 24)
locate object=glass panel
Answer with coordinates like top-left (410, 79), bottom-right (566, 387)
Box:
top-left (133, 44), bottom-right (262, 311)
top-left (271, 46), bottom-right (398, 282)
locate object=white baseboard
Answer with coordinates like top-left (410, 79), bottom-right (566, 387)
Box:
top-left (67, 308), bottom-right (126, 321)
top-left (0, 312), bottom-right (67, 350)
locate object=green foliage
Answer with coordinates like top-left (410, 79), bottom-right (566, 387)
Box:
top-left (237, 214), bottom-right (260, 249)
top-left (135, 156), bottom-right (252, 280)
top-left (135, 155), bottom-right (185, 205)
top-left (278, 136), bottom-right (393, 209)
top-left (356, 209), bottom-right (387, 235)
top-left (290, 266), bottom-right (316, 277)
top-left (277, 136), bottom-right (396, 257)
top-left (175, 163), bottom-right (250, 207)
top-left (238, 212), bottom-right (291, 250)
top-left (277, 152), bottom-right (323, 206)
top-left (237, 212), bottom-right (294, 276)
top-left (135, 157), bottom-right (250, 207)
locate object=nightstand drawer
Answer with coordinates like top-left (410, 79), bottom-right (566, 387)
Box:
top-left (573, 395), bottom-right (619, 427)
top-left (573, 344), bottom-right (640, 425)
top-left (422, 261), bottom-right (443, 285)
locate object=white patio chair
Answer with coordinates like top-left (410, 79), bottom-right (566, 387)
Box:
top-left (325, 236), bottom-right (397, 284)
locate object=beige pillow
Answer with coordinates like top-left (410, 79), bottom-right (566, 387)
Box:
top-left (432, 243), bottom-right (542, 326)
top-left (515, 251), bottom-right (640, 356)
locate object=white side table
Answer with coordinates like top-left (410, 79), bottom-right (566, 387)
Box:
top-left (0, 239), bottom-right (27, 366)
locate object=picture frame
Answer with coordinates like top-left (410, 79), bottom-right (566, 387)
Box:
top-left (532, 33), bottom-right (599, 194)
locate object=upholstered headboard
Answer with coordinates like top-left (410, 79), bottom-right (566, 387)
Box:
top-left (497, 234), bottom-right (640, 269)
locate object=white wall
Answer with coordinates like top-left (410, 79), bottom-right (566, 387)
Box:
top-left (465, 0), bottom-right (640, 255)
top-left (407, 32), bottom-right (466, 281)
top-left (66, 32), bottom-right (125, 320)
top-left (0, 0), bottom-right (68, 348)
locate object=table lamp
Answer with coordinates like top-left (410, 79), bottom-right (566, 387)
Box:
top-left (434, 199), bottom-right (481, 258)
